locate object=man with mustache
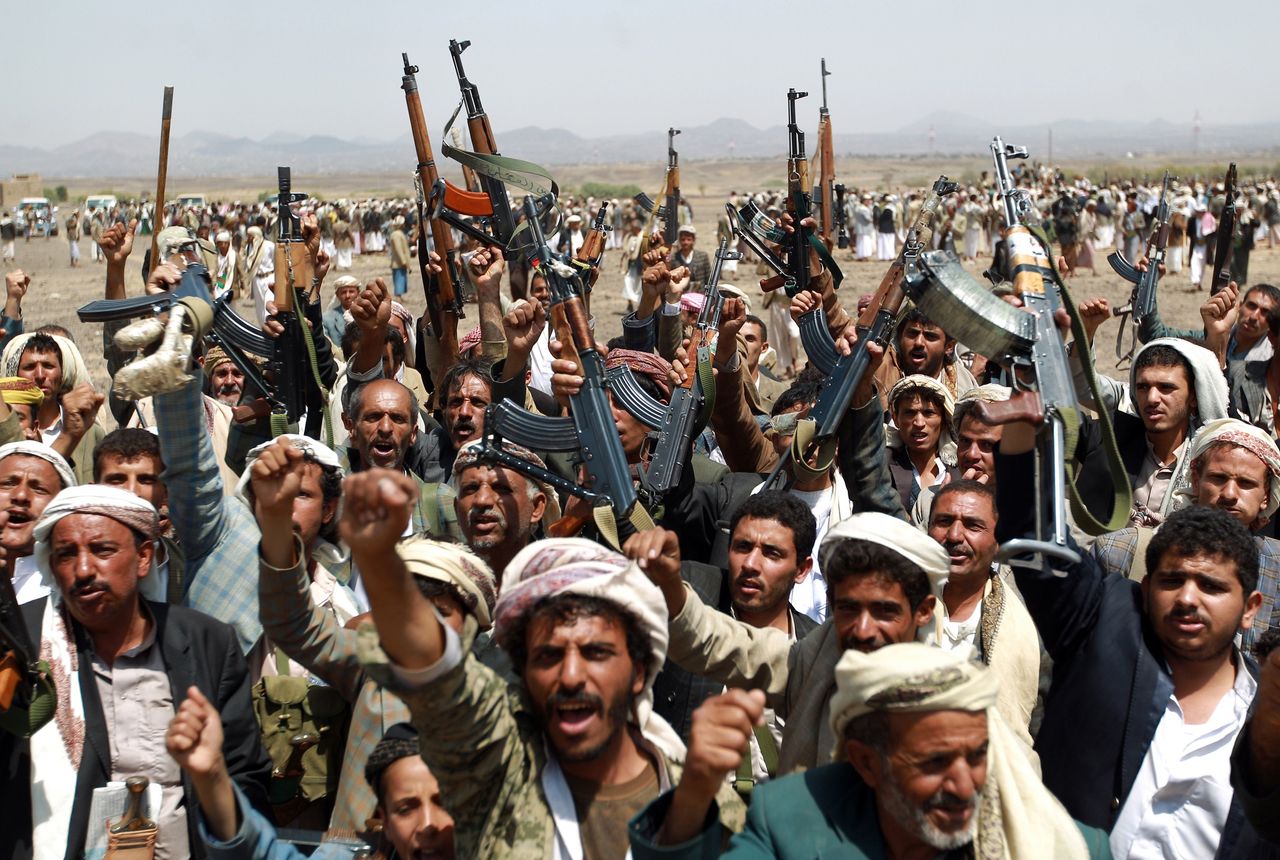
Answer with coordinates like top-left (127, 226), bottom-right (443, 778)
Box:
top-left (871, 308), bottom-right (978, 403)
top-left (0, 486), bottom-right (270, 860)
top-left (350, 474), bottom-right (745, 859)
top-left (0, 441), bottom-right (77, 605)
top-left (629, 645), bottom-right (1108, 859)
top-left (995, 421), bottom-right (1271, 858)
top-left (1091, 418), bottom-right (1280, 651)
top-left (200, 346), bottom-right (245, 407)
top-left (627, 512), bottom-right (944, 774)
top-left (451, 439), bottom-right (554, 582)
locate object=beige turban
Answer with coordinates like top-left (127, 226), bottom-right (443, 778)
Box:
top-left (830, 643), bottom-right (1088, 860)
top-left (202, 345), bottom-right (233, 377)
top-left (494, 538), bottom-right (683, 759)
top-left (34, 485), bottom-right (163, 602)
top-left (333, 275), bottom-right (361, 291)
top-left (821, 511), bottom-right (950, 597)
top-left (157, 226), bottom-right (196, 258)
top-left (398, 536), bottom-right (497, 629)
top-left (0, 441), bottom-right (75, 490)
top-left (0, 377), bottom-right (44, 406)
top-left (887, 374), bottom-right (957, 464)
top-left (1177, 417), bottom-right (1280, 519)
top-left (451, 438), bottom-right (562, 524)
top-left (956, 383), bottom-right (1011, 405)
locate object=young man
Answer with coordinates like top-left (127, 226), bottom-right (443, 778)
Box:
top-left (872, 307), bottom-right (979, 401)
top-left (346, 468), bottom-right (745, 858)
top-left (886, 374), bottom-right (956, 520)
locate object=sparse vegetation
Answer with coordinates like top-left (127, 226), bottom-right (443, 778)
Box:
top-left (578, 182), bottom-right (642, 199)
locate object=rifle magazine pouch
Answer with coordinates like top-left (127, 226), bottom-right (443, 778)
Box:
top-left (253, 670), bottom-right (350, 806)
top-left (0, 658), bottom-right (56, 739)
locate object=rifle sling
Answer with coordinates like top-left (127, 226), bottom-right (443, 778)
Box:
top-left (441, 102), bottom-right (559, 201)
top-left (1032, 228), bottom-right (1132, 535)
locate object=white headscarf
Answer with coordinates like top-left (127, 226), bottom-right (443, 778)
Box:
top-left (821, 511), bottom-right (951, 598)
top-left (1, 333), bottom-right (90, 395)
top-left (887, 374), bottom-right (958, 465)
top-left (236, 434), bottom-right (347, 567)
top-left (0, 441), bottom-right (76, 490)
top-left (830, 643), bottom-right (1088, 860)
top-left (1173, 417), bottom-right (1280, 519)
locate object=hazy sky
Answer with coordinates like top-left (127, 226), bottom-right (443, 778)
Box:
top-left (7, 0), bottom-right (1278, 149)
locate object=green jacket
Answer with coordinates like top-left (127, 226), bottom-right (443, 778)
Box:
top-left (629, 762), bottom-right (1112, 860)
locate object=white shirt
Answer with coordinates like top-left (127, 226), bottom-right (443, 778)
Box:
top-left (38, 406), bottom-right (64, 447)
top-left (1110, 654), bottom-right (1256, 859)
top-left (13, 554), bottom-right (49, 605)
top-left (785, 485), bottom-right (834, 623)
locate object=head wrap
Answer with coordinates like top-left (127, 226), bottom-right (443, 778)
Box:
top-left (604, 349), bottom-right (672, 401)
top-left (1176, 417), bottom-right (1280, 519)
top-left (677, 224), bottom-right (696, 236)
top-left (2, 333), bottom-right (89, 395)
top-left (390, 302), bottom-right (417, 359)
top-left (333, 275), bottom-right (361, 291)
top-left (364, 722), bottom-right (420, 791)
top-left (493, 538), bottom-right (682, 758)
top-left (157, 226), bottom-right (196, 258)
top-left (679, 291), bottom-right (706, 314)
top-left (451, 438), bottom-right (562, 523)
top-left (956, 383), bottom-right (1011, 405)
top-left (236, 435), bottom-right (346, 567)
top-left (0, 442), bottom-right (75, 490)
top-left (214, 230), bottom-right (231, 243)
top-left (821, 512), bottom-right (950, 598)
top-left (886, 374), bottom-right (957, 464)
top-left (398, 536), bottom-right (497, 629)
top-left (829, 643), bottom-right (1088, 860)
top-left (33, 485), bottom-right (163, 602)
top-left (765, 410), bottom-right (801, 438)
top-left (0, 377), bottom-right (44, 406)
top-left (247, 226), bottom-right (263, 240)
top-left (202, 345), bottom-right (232, 377)
top-left (458, 325), bottom-right (482, 357)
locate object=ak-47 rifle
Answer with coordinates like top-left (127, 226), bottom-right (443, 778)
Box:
top-left (1109, 171), bottom-right (1173, 362)
top-left (451, 126), bottom-right (481, 193)
top-left (900, 138), bottom-right (1131, 567)
top-left (833, 182), bottom-right (850, 249)
top-left (762, 176), bottom-right (959, 489)
top-left (475, 197), bottom-right (651, 547)
top-left (1210, 162), bottom-right (1238, 295)
top-left (402, 53), bottom-right (464, 362)
top-left (606, 238), bottom-right (740, 496)
top-left (267, 167), bottom-right (316, 434)
top-left (813, 59), bottom-right (836, 250)
top-left (634, 128), bottom-right (682, 252)
top-left (571, 201), bottom-right (611, 293)
top-left (730, 89), bottom-right (841, 297)
top-left (144, 86), bottom-right (173, 280)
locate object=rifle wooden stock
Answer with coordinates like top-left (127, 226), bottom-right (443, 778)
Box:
top-left (402, 54), bottom-right (462, 360)
top-left (817, 113), bottom-right (834, 249)
top-left (547, 508), bottom-right (592, 538)
top-left (150, 86), bottom-right (174, 266)
top-left (859, 261), bottom-right (905, 329)
top-left (974, 390), bottom-right (1045, 427)
top-left (272, 241), bottom-right (313, 312)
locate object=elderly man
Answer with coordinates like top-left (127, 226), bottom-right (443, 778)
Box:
top-left (1092, 418), bottom-right (1280, 649)
top-left (0, 441), bottom-right (77, 605)
top-left (997, 420), bottom-right (1272, 857)
top-left (630, 513), bottom-right (944, 774)
top-left (213, 229), bottom-right (236, 297)
top-left (629, 644), bottom-right (1108, 858)
top-left (349, 470), bottom-right (745, 858)
top-left (257, 454), bottom-right (493, 832)
top-left (451, 438), bottom-right (555, 581)
top-left (670, 224), bottom-right (711, 291)
top-left (324, 274), bottom-right (361, 351)
top-left (0, 486), bottom-right (270, 860)
top-left (200, 346), bottom-right (245, 408)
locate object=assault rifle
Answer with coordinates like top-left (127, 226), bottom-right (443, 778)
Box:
top-left (607, 239), bottom-right (740, 497)
top-left (431, 39), bottom-right (558, 250)
top-left (729, 89), bottom-right (841, 297)
top-left (571, 202), bottom-right (611, 294)
top-left (1209, 162), bottom-right (1238, 295)
top-left (402, 52), bottom-right (464, 361)
top-left (634, 128), bottom-right (682, 251)
top-left (1109, 171), bottom-right (1173, 362)
top-left (265, 166), bottom-right (315, 431)
top-left (762, 176), bottom-right (959, 489)
top-left (475, 197), bottom-right (650, 546)
top-left (901, 138), bottom-right (1131, 567)
top-left (813, 59), bottom-right (836, 250)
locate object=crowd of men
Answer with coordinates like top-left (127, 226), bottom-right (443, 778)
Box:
top-left (0, 154), bottom-right (1278, 860)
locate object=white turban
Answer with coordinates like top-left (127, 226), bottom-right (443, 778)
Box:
top-left (494, 538), bottom-right (682, 759)
top-left (1, 334), bottom-right (90, 395)
top-left (1175, 417), bottom-right (1280, 519)
top-left (887, 374), bottom-right (957, 465)
top-left (215, 230), bottom-right (232, 243)
top-left (236, 434), bottom-right (346, 567)
top-left (830, 643), bottom-right (1088, 860)
top-left (33, 485), bottom-right (164, 603)
top-left (157, 226), bottom-right (196, 258)
top-left (821, 511), bottom-right (950, 598)
top-left (0, 442), bottom-right (75, 490)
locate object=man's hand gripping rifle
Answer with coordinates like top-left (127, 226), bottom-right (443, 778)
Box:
top-left (632, 128), bottom-right (682, 253)
top-left (1108, 171), bottom-right (1173, 362)
top-left (901, 138), bottom-right (1132, 570)
top-left (475, 197), bottom-right (653, 548)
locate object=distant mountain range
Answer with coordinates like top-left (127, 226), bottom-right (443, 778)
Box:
top-left (3, 112), bottom-right (1277, 179)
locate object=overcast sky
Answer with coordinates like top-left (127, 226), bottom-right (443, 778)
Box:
top-left (7, 0), bottom-right (1278, 149)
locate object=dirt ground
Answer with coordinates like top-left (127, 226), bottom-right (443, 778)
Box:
top-left (8, 163), bottom-right (1280, 430)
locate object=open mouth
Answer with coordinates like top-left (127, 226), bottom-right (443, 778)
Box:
top-left (369, 440), bottom-right (398, 463)
top-left (5, 510), bottom-right (31, 528)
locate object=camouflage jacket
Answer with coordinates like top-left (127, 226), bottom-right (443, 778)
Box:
top-left (376, 623), bottom-right (746, 859)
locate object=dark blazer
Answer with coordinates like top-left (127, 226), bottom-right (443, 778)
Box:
top-left (996, 448), bottom-right (1275, 857)
top-left (653, 561), bottom-right (818, 740)
top-left (0, 599), bottom-right (272, 860)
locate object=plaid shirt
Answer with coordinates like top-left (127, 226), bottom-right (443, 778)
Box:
top-left (157, 378), bottom-right (267, 654)
top-left (1091, 526), bottom-right (1279, 652)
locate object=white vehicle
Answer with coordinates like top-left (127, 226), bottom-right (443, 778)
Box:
top-left (18, 197), bottom-right (57, 237)
top-left (84, 194), bottom-right (118, 214)
top-left (176, 194), bottom-right (206, 210)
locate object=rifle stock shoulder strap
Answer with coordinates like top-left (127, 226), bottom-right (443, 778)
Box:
top-left (808, 231), bottom-right (843, 291)
top-left (440, 103), bottom-right (559, 201)
top-left (1034, 228), bottom-right (1133, 535)
top-left (591, 502), bottom-right (656, 553)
